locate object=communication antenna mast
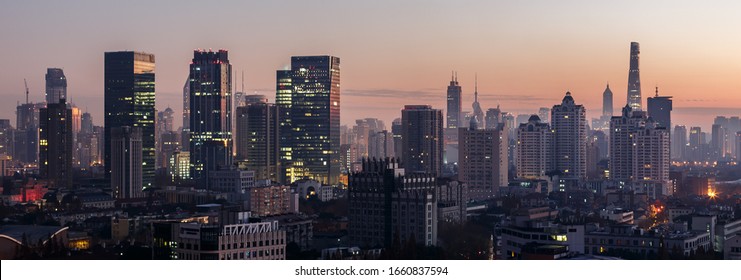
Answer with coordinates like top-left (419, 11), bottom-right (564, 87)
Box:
top-left (24, 78), bottom-right (29, 104)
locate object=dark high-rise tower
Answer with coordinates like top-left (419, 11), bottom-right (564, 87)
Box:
top-left (288, 56), bottom-right (341, 184)
top-left (401, 105), bottom-right (443, 176)
top-left (14, 102), bottom-right (42, 164)
top-left (446, 71), bottom-right (462, 129)
top-left (647, 87), bottom-right (672, 129)
top-left (627, 42), bottom-right (642, 111)
top-left (104, 51), bottom-right (156, 190)
top-left (275, 70), bottom-right (292, 183)
top-left (45, 68), bottom-right (67, 104)
top-left (603, 83), bottom-right (613, 118)
top-left (39, 99), bottom-right (73, 188)
top-left (181, 77), bottom-right (190, 151)
top-left (551, 92), bottom-right (587, 180)
top-left (0, 120), bottom-right (12, 157)
top-left (81, 112), bottom-right (93, 134)
top-left (189, 49), bottom-right (232, 187)
top-left (236, 95), bottom-right (279, 181)
top-left (111, 126), bottom-right (143, 199)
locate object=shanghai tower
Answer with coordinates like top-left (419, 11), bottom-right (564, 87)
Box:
top-left (627, 42), bottom-right (642, 111)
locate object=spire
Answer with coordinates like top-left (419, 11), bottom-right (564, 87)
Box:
top-left (655, 86), bottom-right (659, 97)
top-left (606, 82), bottom-right (610, 89)
top-left (474, 73), bottom-right (478, 102)
top-left (241, 70), bottom-right (245, 93)
top-left (451, 70), bottom-right (454, 81)
top-left (455, 71), bottom-right (458, 82)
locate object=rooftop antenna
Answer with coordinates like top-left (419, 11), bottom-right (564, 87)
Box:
top-left (655, 85), bottom-right (659, 97)
top-left (241, 70), bottom-right (244, 93)
top-left (474, 73), bottom-right (478, 102)
top-left (24, 78), bottom-right (29, 104)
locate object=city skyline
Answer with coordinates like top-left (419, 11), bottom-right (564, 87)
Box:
top-left (2, 1), bottom-right (740, 131)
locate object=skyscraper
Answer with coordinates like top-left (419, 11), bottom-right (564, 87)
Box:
top-left (104, 51), bottom-right (156, 190)
top-left (610, 105), bottom-right (647, 183)
top-left (275, 70), bottom-right (292, 183)
top-left (288, 56), bottom-right (341, 184)
top-left (348, 158), bottom-right (438, 248)
top-left (39, 99), bottom-right (73, 188)
top-left (81, 112), bottom-right (93, 134)
top-left (181, 78), bottom-right (190, 152)
top-left (485, 106), bottom-right (502, 129)
top-left (627, 42), bottom-right (642, 111)
top-left (189, 49), bottom-right (233, 188)
top-left (610, 105), bottom-right (671, 197)
top-left (459, 118), bottom-right (508, 200)
top-left (45, 68), bottom-right (67, 104)
top-left (391, 118), bottom-right (403, 162)
top-left (688, 126), bottom-right (703, 162)
top-left (401, 105), bottom-right (443, 176)
top-left (0, 120), bottom-right (12, 157)
top-left (446, 72), bottom-right (462, 129)
top-left (516, 115), bottom-right (553, 180)
top-left (236, 95), bottom-right (279, 181)
top-left (110, 126), bottom-right (143, 199)
top-left (711, 124), bottom-right (726, 160)
top-left (14, 102), bottom-right (42, 164)
top-left (647, 87), bottom-right (672, 129)
top-left (368, 130), bottom-right (395, 160)
top-left (603, 83), bottom-right (613, 118)
top-left (672, 125), bottom-right (687, 160)
top-left (551, 92), bottom-right (587, 180)
top-left (158, 107), bottom-right (175, 133)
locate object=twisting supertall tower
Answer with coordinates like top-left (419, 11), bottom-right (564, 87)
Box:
top-left (627, 42), bottom-right (642, 111)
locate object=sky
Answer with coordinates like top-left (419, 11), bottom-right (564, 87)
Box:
top-left (1, 0), bottom-right (740, 131)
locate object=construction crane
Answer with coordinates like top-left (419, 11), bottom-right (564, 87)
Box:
top-left (24, 78), bottom-right (29, 104)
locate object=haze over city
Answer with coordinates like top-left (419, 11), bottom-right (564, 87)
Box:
top-left (1, 0), bottom-right (740, 130)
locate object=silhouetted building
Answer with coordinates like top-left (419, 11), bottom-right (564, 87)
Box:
top-left (275, 70), bottom-right (292, 183)
top-left (646, 87), bottom-right (672, 130)
top-left (348, 158), bottom-right (438, 248)
top-left (446, 72), bottom-right (462, 129)
top-left (181, 78), bottom-right (190, 152)
top-left (603, 83), bottom-right (613, 118)
top-left (110, 126), bottom-right (143, 199)
top-left (104, 51), bottom-right (155, 190)
top-left (287, 56), bottom-right (341, 185)
top-left (39, 99), bottom-right (73, 188)
top-left (610, 105), bottom-right (671, 198)
top-left (15, 102), bottom-right (43, 164)
top-left (516, 115), bottom-right (553, 180)
top-left (459, 119), bottom-right (507, 200)
top-left (45, 68), bottom-right (67, 104)
top-left (236, 96), bottom-right (279, 181)
top-left (627, 42), bottom-right (642, 111)
top-left (401, 105), bottom-right (443, 176)
top-left (673, 125), bottom-right (687, 160)
top-left (551, 92), bottom-right (587, 180)
top-left (0, 120), bottom-right (12, 157)
top-left (189, 49), bottom-right (233, 188)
